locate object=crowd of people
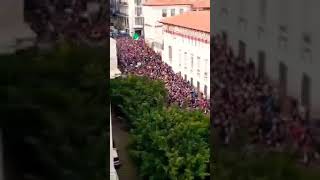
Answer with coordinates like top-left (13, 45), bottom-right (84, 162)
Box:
top-left (25, 0), bottom-right (107, 42)
top-left (116, 37), bottom-right (210, 114)
top-left (212, 34), bottom-right (319, 164)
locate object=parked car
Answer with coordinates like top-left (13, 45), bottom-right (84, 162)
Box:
top-left (113, 148), bottom-right (121, 169)
top-left (113, 140), bottom-right (121, 169)
top-left (118, 30), bottom-right (129, 37)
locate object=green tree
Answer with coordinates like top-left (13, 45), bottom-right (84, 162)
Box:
top-left (1, 42), bottom-right (108, 180)
top-left (111, 76), bottom-right (210, 180)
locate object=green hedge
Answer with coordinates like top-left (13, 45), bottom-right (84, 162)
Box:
top-left (111, 76), bottom-right (210, 180)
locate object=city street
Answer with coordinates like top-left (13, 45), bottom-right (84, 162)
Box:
top-left (112, 112), bottom-right (139, 180)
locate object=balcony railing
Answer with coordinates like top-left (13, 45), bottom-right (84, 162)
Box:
top-left (197, 69), bottom-right (200, 77)
top-left (119, 1), bottom-right (128, 6)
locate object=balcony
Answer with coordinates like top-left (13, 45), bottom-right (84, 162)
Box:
top-left (134, 17), bottom-right (144, 27)
top-left (204, 72), bottom-right (208, 81)
top-left (119, 0), bottom-right (128, 6)
top-left (197, 69), bottom-right (200, 77)
top-left (117, 6), bottom-right (129, 17)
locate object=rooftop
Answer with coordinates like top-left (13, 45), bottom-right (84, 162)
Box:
top-left (159, 10), bottom-right (210, 33)
top-left (192, 0), bottom-right (210, 9)
top-left (143, 0), bottom-right (210, 8)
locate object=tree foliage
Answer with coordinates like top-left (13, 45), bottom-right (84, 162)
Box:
top-left (111, 76), bottom-right (210, 180)
top-left (1, 42), bottom-right (108, 180)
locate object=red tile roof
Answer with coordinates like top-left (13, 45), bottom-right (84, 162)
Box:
top-left (143, 0), bottom-right (192, 6)
top-left (159, 10), bottom-right (210, 33)
top-left (143, 0), bottom-right (210, 8)
top-left (191, 0), bottom-right (210, 9)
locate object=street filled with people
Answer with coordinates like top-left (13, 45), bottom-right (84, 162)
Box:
top-left (25, 0), bottom-right (107, 42)
top-left (116, 37), bottom-right (210, 114)
top-left (212, 34), bottom-right (319, 165)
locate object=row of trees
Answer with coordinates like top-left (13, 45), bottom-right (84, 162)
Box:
top-left (1, 42), bottom-right (108, 180)
top-left (110, 76), bottom-right (210, 180)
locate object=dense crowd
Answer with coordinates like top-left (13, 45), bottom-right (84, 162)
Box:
top-left (212, 34), bottom-right (319, 164)
top-left (25, 0), bottom-right (107, 42)
top-left (116, 37), bottom-right (210, 114)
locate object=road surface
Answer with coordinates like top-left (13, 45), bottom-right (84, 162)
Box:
top-left (112, 112), bottom-right (139, 180)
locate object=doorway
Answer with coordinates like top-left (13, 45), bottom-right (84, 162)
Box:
top-left (238, 40), bottom-right (246, 60)
top-left (222, 31), bottom-right (227, 43)
top-left (258, 51), bottom-right (266, 78)
top-left (204, 85), bottom-right (208, 98)
top-left (279, 62), bottom-right (288, 103)
top-left (135, 30), bottom-right (142, 36)
top-left (301, 73), bottom-right (311, 120)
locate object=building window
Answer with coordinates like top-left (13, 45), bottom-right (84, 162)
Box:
top-left (168, 46), bottom-right (172, 63)
top-left (204, 72), bottom-right (208, 81)
top-left (162, 9), bottom-right (167, 17)
top-left (259, 0), bottom-right (267, 24)
top-left (190, 54), bottom-right (194, 72)
top-left (204, 59), bottom-right (208, 81)
top-left (184, 52), bottom-right (187, 69)
top-left (134, 0), bottom-right (141, 5)
top-left (171, 9), bottom-right (175, 16)
top-left (135, 7), bottom-right (142, 16)
top-left (258, 51), bottom-right (266, 78)
top-left (239, 0), bottom-right (247, 17)
top-left (238, 17), bottom-right (248, 32)
top-left (197, 81), bottom-right (200, 92)
top-left (279, 62), bottom-right (288, 101)
top-left (257, 25), bottom-right (265, 40)
top-left (179, 49), bottom-right (182, 67)
top-left (221, 0), bottom-right (229, 16)
top-left (301, 33), bottom-right (312, 63)
top-left (179, 9), bottom-right (184, 14)
top-left (191, 78), bottom-right (193, 86)
top-left (204, 85), bottom-right (208, 98)
top-left (278, 25), bottom-right (288, 51)
top-left (204, 59), bottom-right (208, 70)
top-left (301, 48), bottom-right (312, 63)
top-left (135, 17), bottom-right (144, 25)
top-left (301, 73), bottom-right (311, 111)
top-left (197, 56), bottom-right (201, 77)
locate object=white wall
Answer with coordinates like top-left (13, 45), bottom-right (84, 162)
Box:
top-left (214, 0), bottom-right (320, 119)
top-left (143, 5), bottom-right (192, 52)
top-left (126, 0), bottom-right (145, 36)
top-left (163, 30), bottom-right (210, 98)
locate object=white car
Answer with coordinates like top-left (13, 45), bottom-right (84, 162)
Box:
top-left (113, 148), bottom-right (121, 168)
top-left (113, 141), bottom-right (121, 168)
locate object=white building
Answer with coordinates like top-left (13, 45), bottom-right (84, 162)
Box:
top-left (116, 0), bottom-right (145, 36)
top-left (110, 38), bottom-right (120, 180)
top-left (214, 0), bottom-right (320, 120)
top-left (143, 0), bottom-right (210, 53)
top-left (110, 38), bottom-right (121, 78)
top-left (110, 0), bottom-right (119, 26)
top-left (161, 10), bottom-right (210, 98)
top-left (0, 0), bottom-right (36, 54)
